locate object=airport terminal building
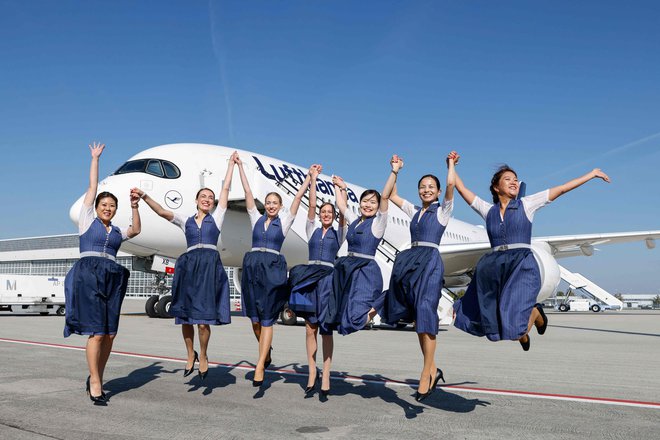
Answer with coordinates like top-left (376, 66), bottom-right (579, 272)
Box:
top-left (0, 234), bottom-right (239, 300)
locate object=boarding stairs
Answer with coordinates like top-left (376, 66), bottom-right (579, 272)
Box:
top-left (558, 264), bottom-right (623, 309)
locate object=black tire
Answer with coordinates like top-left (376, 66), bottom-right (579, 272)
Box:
top-left (156, 295), bottom-right (173, 318)
top-left (56, 306), bottom-right (65, 316)
top-left (145, 295), bottom-right (160, 318)
top-left (590, 304), bottom-right (601, 313)
top-left (279, 307), bottom-right (297, 325)
top-left (558, 304), bottom-right (569, 312)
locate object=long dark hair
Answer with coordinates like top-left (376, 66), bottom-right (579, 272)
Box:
top-left (95, 192), bottom-right (118, 208)
top-left (490, 165), bottom-right (517, 203)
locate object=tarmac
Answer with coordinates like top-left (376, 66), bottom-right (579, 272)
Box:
top-left (1, 300), bottom-right (659, 439)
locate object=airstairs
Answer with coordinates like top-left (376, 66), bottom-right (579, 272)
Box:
top-left (558, 264), bottom-right (623, 310)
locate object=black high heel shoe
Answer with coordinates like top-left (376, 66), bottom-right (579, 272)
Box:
top-left (319, 387), bottom-right (330, 398)
top-left (535, 303), bottom-right (548, 335)
top-left (183, 351), bottom-right (199, 377)
top-left (415, 368), bottom-right (445, 402)
top-left (86, 376), bottom-right (106, 405)
top-left (198, 355), bottom-right (209, 380)
top-left (304, 370), bottom-right (320, 396)
top-left (519, 334), bottom-right (531, 351)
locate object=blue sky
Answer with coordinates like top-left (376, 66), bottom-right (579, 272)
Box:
top-left (1, 0), bottom-right (659, 293)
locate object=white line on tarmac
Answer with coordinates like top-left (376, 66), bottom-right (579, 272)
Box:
top-left (2, 337), bottom-right (659, 410)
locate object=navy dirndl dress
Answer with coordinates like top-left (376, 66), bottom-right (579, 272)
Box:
top-left (325, 211), bottom-right (387, 336)
top-left (288, 220), bottom-right (344, 335)
top-left (169, 210), bottom-right (231, 325)
top-left (453, 192), bottom-right (550, 341)
top-left (382, 199), bottom-right (452, 335)
top-left (64, 206), bottom-right (130, 337)
top-left (241, 207), bottom-right (293, 327)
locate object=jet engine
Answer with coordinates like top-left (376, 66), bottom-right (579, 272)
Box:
top-left (531, 242), bottom-right (561, 302)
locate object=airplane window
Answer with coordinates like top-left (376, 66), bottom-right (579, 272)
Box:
top-left (113, 159), bottom-right (180, 179)
top-left (115, 159), bottom-right (147, 174)
top-left (147, 160), bottom-right (164, 177)
top-left (162, 161), bottom-right (180, 178)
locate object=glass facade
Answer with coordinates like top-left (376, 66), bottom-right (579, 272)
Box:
top-left (0, 236), bottom-right (238, 300)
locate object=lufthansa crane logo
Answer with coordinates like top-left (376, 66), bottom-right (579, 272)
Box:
top-left (164, 190), bottom-right (183, 209)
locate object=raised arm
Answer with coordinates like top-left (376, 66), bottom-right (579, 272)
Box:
top-left (126, 190), bottom-right (142, 238)
top-left (83, 142), bottom-right (104, 207)
top-left (332, 175), bottom-right (348, 216)
top-left (449, 151), bottom-right (476, 205)
top-left (444, 151), bottom-right (457, 202)
top-left (388, 162), bottom-right (405, 209)
top-left (380, 154), bottom-right (403, 213)
top-left (290, 165), bottom-right (314, 217)
top-left (307, 165), bottom-right (321, 221)
top-left (548, 168), bottom-right (610, 202)
top-left (218, 152), bottom-right (238, 209)
top-left (235, 154), bottom-right (256, 211)
top-left (131, 188), bottom-right (174, 222)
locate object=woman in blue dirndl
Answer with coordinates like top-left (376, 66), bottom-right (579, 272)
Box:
top-left (64, 142), bottom-right (141, 404)
top-left (452, 154), bottom-right (610, 350)
top-left (324, 168), bottom-right (393, 343)
top-left (132, 151), bottom-right (238, 379)
top-left (287, 164), bottom-right (346, 396)
top-left (381, 153), bottom-right (456, 401)
top-left (235, 154), bottom-right (309, 387)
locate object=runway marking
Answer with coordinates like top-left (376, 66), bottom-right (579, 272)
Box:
top-left (2, 337), bottom-right (659, 410)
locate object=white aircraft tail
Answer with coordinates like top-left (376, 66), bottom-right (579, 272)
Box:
top-left (558, 265), bottom-right (623, 308)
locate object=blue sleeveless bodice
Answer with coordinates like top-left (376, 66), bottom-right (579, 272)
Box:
top-left (308, 227), bottom-right (341, 262)
top-left (252, 215), bottom-right (286, 252)
top-left (79, 218), bottom-right (123, 257)
top-left (184, 215), bottom-right (220, 248)
top-left (410, 202), bottom-right (447, 244)
top-left (485, 199), bottom-right (532, 246)
top-left (346, 216), bottom-right (381, 256)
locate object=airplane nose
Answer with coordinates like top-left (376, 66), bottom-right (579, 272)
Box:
top-left (70, 194), bottom-right (85, 226)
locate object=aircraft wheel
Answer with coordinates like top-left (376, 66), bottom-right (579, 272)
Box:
top-left (56, 306), bottom-right (66, 316)
top-left (280, 307), bottom-right (297, 325)
top-left (156, 295), bottom-right (173, 318)
top-left (145, 295), bottom-right (160, 318)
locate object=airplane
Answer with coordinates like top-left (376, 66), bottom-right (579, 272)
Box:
top-left (69, 143), bottom-right (660, 322)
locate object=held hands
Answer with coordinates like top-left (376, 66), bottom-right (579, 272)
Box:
top-left (390, 155), bottom-right (404, 173)
top-left (332, 175), bottom-right (347, 190)
top-left (447, 151), bottom-right (460, 166)
top-left (229, 151), bottom-right (240, 165)
top-left (89, 142), bottom-right (105, 158)
top-left (233, 153), bottom-right (243, 166)
top-left (591, 168), bottom-right (611, 183)
top-left (129, 188), bottom-right (141, 208)
top-left (309, 164), bottom-right (322, 179)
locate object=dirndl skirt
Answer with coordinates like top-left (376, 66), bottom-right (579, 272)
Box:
top-left (453, 248), bottom-right (541, 341)
top-left (241, 251), bottom-right (288, 327)
top-left (325, 256), bottom-right (385, 336)
top-left (63, 256), bottom-right (130, 337)
top-left (288, 263), bottom-right (334, 335)
top-left (382, 246), bottom-right (444, 335)
top-left (169, 248), bottom-right (231, 325)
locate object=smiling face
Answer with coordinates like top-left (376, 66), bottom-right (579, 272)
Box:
top-left (493, 171), bottom-right (519, 200)
top-left (196, 189), bottom-right (216, 214)
top-left (418, 176), bottom-right (441, 205)
top-left (319, 203), bottom-right (335, 228)
top-left (265, 193), bottom-right (282, 218)
top-left (95, 197), bottom-right (117, 224)
top-left (359, 192), bottom-right (379, 218)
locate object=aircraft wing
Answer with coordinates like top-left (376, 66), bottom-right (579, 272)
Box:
top-left (533, 230), bottom-right (660, 258)
top-left (437, 230), bottom-right (660, 275)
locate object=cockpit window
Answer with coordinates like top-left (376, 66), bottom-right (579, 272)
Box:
top-left (113, 159), bottom-right (180, 179)
top-left (146, 160), bottom-right (164, 177)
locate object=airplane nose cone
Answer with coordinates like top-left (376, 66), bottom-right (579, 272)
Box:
top-left (70, 194), bottom-right (85, 226)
